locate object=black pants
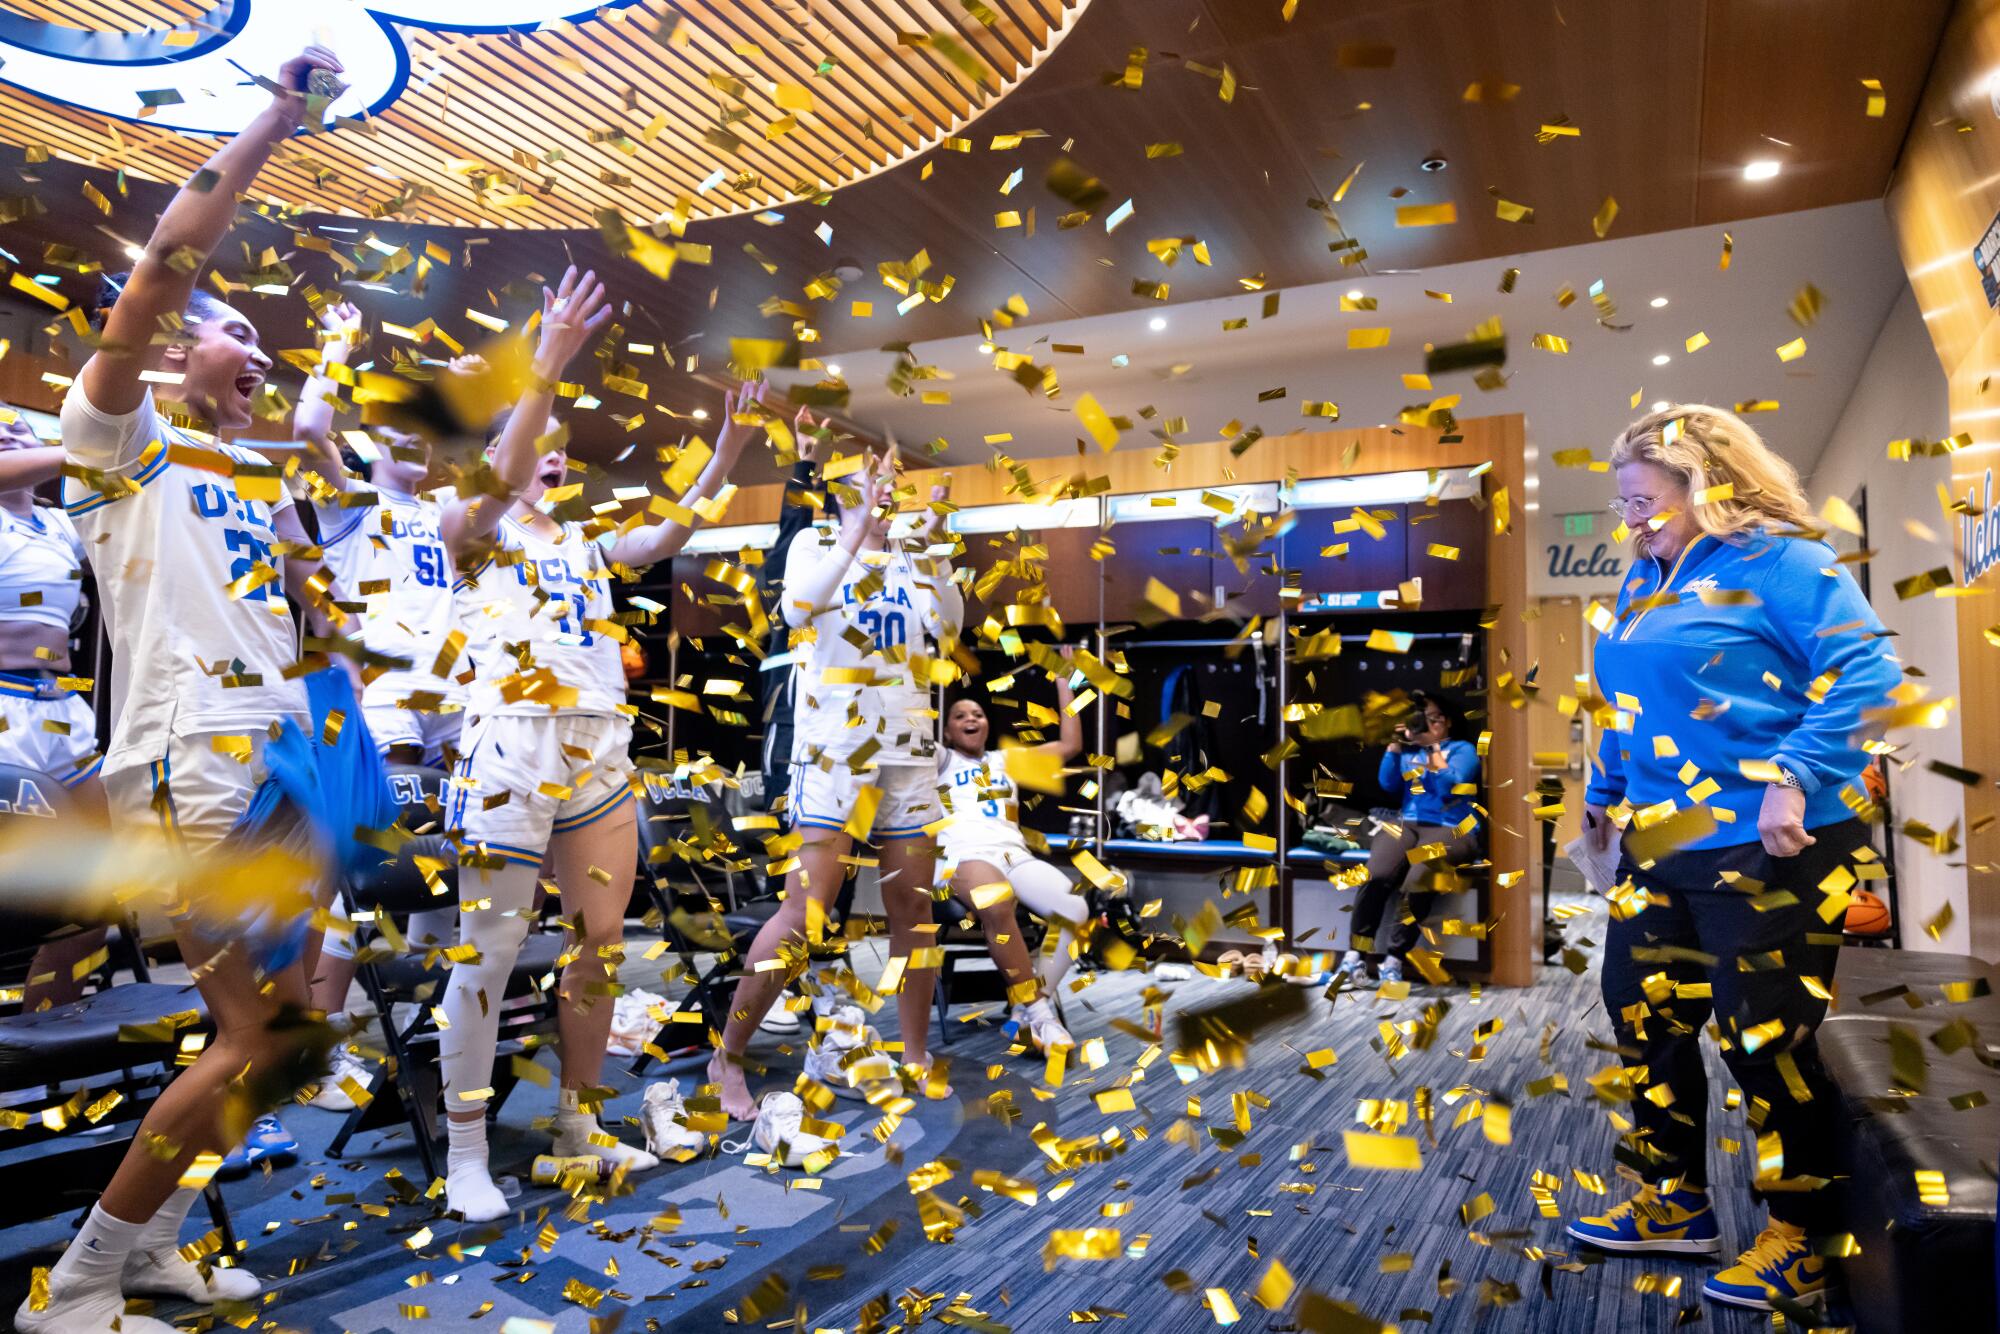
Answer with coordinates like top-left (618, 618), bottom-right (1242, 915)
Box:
top-left (1351, 822), bottom-right (1480, 960)
top-left (1601, 820), bottom-right (1866, 1231)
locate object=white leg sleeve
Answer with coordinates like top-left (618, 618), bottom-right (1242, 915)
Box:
top-left (438, 863), bottom-right (538, 1114)
top-left (320, 896), bottom-right (356, 963)
top-left (1007, 858), bottom-right (1087, 925)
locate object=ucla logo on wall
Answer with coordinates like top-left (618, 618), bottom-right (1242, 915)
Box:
top-left (1965, 468), bottom-right (2000, 586)
top-left (0, 0), bottom-right (640, 136)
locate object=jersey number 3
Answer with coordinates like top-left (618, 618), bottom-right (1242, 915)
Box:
top-left (857, 608), bottom-right (906, 650)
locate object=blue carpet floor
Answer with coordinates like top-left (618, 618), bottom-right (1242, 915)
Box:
top-left (2, 894), bottom-right (1863, 1333)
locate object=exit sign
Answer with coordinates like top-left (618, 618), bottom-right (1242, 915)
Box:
top-left (1563, 512), bottom-right (1596, 537)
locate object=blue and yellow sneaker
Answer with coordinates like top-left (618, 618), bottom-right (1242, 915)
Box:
top-left (1565, 1181), bottom-right (1721, 1255)
top-left (1702, 1220), bottom-right (1829, 1310)
top-left (215, 1113), bottom-right (299, 1179)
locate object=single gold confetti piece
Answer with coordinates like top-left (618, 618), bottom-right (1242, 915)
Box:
top-left (1592, 195), bottom-right (1619, 238)
top-left (1348, 328), bottom-right (1391, 349)
top-left (1395, 202), bottom-right (1457, 227)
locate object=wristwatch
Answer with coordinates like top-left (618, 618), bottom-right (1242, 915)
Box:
top-left (1774, 765), bottom-right (1803, 791)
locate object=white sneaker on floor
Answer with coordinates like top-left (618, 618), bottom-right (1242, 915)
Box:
top-left (1013, 998), bottom-right (1072, 1052)
top-left (124, 1245), bottom-right (261, 1303)
top-left (308, 1046), bottom-right (371, 1112)
top-left (723, 1091), bottom-right (836, 1168)
top-left (15, 1276), bottom-right (180, 1333)
top-left (1376, 958), bottom-right (1405, 988)
top-left (639, 1080), bottom-right (706, 1158)
top-left (1335, 949), bottom-right (1368, 981)
top-left (800, 1005), bottom-right (872, 1098)
top-left (758, 1003), bottom-right (801, 1035)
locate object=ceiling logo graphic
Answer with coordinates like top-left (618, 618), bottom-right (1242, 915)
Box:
top-left (0, 0), bottom-right (640, 137)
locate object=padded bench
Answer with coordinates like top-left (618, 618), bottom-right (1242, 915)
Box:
top-left (1821, 945), bottom-right (2000, 1332)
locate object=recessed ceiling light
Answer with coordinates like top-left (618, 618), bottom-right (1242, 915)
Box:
top-left (1743, 159), bottom-right (1781, 182)
top-left (691, 408), bottom-right (708, 420)
top-left (1651, 400), bottom-right (1670, 411)
top-left (1148, 316), bottom-right (1168, 332)
top-left (1651, 353), bottom-right (1672, 366)
top-left (123, 243), bottom-right (146, 262)
top-left (978, 341), bottom-right (995, 354)
top-left (1345, 289), bottom-right (1364, 301)
top-left (1649, 296), bottom-right (1669, 308)
top-left (825, 363), bottom-right (842, 377)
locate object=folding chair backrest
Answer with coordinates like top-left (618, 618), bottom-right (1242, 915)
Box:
top-left (0, 763), bottom-right (85, 989)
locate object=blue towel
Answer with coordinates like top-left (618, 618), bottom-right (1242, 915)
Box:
top-left (222, 669), bottom-right (398, 972)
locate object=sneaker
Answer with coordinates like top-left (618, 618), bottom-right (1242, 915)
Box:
top-left (1565, 1182), bottom-right (1721, 1256)
top-left (1014, 998), bottom-right (1073, 1052)
top-left (1702, 1220), bottom-right (1829, 1310)
top-left (308, 1046), bottom-right (372, 1112)
top-left (1334, 949), bottom-right (1368, 981)
top-left (639, 1080), bottom-right (706, 1158)
top-left (1375, 958), bottom-right (1405, 988)
top-left (723, 1091), bottom-right (837, 1168)
top-left (800, 1005), bottom-right (873, 1098)
top-left (216, 1114), bottom-right (298, 1179)
top-left (758, 1002), bottom-right (801, 1035)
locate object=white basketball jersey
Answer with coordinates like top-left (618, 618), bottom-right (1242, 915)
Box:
top-left (938, 747), bottom-right (1027, 856)
top-left (782, 524), bottom-right (954, 767)
top-left (453, 514), bottom-right (626, 719)
top-left (0, 504), bottom-right (85, 631)
top-left (60, 387), bottom-right (309, 772)
top-left (318, 483), bottom-right (463, 705)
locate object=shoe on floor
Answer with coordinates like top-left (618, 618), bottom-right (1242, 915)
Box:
top-left (639, 1079), bottom-right (706, 1158)
top-left (800, 1005), bottom-right (872, 1098)
top-left (308, 1046), bottom-right (372, 1112)
top-left (1011, 998), bottom-right (1073, 1052)
top-left (723, 1091), bottom-right (837, 1168)
top-left (1334, 949), bottom-right (1368, 981)
top-left (758, 1003), bottom-right (801, 1035)
top-left (216, 1114), bottom-right (298, 1179)
top-left (1702, 1220), bottom-right (1829, 1310)
top-left (1566, 1182), bottom-right (1720, 1255)
top-left (1375, 957), bottom-right (1406, 988)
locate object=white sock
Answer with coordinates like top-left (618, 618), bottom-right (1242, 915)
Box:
top-left (551, 1089), bottom-right (658, 1172)
top-left (121, 1188), bottom-right (259, 1304)
top-left (446, 1116), bottom-right (508, 1222)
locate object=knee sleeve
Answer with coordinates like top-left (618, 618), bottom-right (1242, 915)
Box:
top-left (439, 864), bottom-right (537, 1111)
top-left (320, 897), bottom-right (356, 962)
top-left (1008, 860), bottom-right (1087, 925)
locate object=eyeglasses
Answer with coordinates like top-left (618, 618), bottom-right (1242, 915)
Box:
top-left (1608, 494), bottom-right (1671, 519)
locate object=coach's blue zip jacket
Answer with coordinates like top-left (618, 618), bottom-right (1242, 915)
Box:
top-left (1585, 531), bottom-right (1901, 851)
top-left (1378, 738), bottom-right (1482, 829)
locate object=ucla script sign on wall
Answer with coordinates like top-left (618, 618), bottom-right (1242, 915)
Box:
top-left (1965, 468), bottom-right (2000, 586)
top-left (0, 1), bottom-right (638, 136)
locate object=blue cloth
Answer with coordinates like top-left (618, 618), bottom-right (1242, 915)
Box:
top-left (1377, 738), bottom-right (1481, 828)
top-left (1585, 531), bottom-right (1901, 851)
top-left (224, 669), bottom-right (397, 971)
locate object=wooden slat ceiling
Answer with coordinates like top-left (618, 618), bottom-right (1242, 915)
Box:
top-left (0, 0), bottom-right (1955, 476)
top-left (0, 0), bottom-right (1091, 229)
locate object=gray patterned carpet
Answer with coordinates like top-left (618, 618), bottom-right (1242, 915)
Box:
top-left (4, 891), bottom-right (1849, 1333)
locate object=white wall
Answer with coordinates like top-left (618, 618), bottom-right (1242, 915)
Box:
top-left (1806, 280), bottom-right (1968, 954)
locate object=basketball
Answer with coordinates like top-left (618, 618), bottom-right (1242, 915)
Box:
top-left (1845, 889), bottom-right (1892, 937)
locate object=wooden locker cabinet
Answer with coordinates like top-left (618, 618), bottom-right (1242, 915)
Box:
top-left (1406, 498), bottom-right (1488, 611)
top-left (1279, 503), bottom-right (1410, 603)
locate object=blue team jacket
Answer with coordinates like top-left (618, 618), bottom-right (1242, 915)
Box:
top-left (1585, 531), bottom-right (1901, 850)
top-left (1378, 737), bottom-right (1481, 829)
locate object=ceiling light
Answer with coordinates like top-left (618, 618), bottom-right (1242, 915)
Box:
top-left (825, 363), bottom-right (842, 377)
top-left (1651, 353), bottom-right (1672, 366)
top-left (123, 243), bottom-right (146, 262)
top-left (978, 341), bottom-right (995, 354)
top-left (1148, 316), bottom-right (1168, 332)
top-left (1651, 400), bottom-right (1670, 411)
top-left (1743, 159), bottom-right (1781, 182)
top-left (1345, 289), bottom-right (1364, 301)
top-left (1649, 296), bottom-right (1669, 309)
top-left (691, 408), bottom-right (708, 420)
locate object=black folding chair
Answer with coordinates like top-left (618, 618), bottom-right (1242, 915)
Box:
top-left (0, 764), bottom-right (235, 1247)
top-left (326, 764), bottom-right (565, 1181)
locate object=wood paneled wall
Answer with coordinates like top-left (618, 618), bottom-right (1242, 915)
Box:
top-left (1886, 0), bottom-right (2000, 959)
top-left (716, 415), bottom-right (1540, 983)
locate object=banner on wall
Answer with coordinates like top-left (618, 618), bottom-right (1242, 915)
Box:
top-left (1532, 510), bottom-right (1628, 596)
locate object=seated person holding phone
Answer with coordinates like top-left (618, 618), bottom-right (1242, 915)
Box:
top-left (1336, 691), bottom-right (1481, 987)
